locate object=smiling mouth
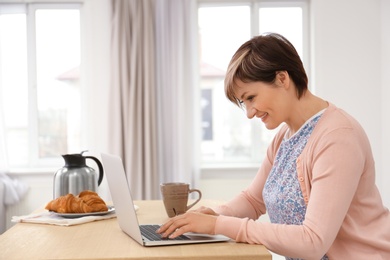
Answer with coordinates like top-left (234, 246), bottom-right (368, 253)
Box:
top-left (259, 113), bottom-right (268, 120)
top-left (259, 113), bottom-right (268, 119)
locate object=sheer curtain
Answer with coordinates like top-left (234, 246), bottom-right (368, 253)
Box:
top-left (155, 0), bottom-right (198, 188)
top-left (109, 0), bottom-right (197, 199)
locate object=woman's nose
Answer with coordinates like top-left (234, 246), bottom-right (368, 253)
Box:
top-left (246, 107), bottom-right (257, 119)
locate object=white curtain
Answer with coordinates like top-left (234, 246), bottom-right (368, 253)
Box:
top-left (155, 0), bottom-right (198, 187)
top-left (109, 0), bottom-right (197, 200)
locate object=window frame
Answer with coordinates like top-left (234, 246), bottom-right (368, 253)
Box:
top-left (197, 0), bottom-right (310, 169)
top-left (0, 2), bottom-right (82, 169)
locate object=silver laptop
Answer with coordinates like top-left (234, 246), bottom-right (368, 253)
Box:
top-left (101, 153), bottom-right (230, 246)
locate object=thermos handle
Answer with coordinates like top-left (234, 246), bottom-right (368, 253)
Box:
top-left (85, 156), bottom-right (104, 186)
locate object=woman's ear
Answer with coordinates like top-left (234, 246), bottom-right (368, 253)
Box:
top-left (276, 71), bottom-right (290, 89)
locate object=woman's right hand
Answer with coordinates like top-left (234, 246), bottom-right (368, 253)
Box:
top-left (192, 206), bottom-right (219, 216)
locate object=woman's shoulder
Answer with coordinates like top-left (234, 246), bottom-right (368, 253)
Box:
top-left (312, 102), bottom-right (370, 146)
top-left (320, 102), bottom-right (364, 131)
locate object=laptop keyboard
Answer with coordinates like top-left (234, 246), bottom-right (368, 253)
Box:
top-left (140, 225), bottom-right (191, 241)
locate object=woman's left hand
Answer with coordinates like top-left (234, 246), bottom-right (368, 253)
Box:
top-left (157, 211), bottom-right (218, 239)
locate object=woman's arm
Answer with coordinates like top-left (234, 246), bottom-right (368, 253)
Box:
top-left (157, 128), bottom-right (284, 239)
top-left (214, 122), bottom-right (370, 259)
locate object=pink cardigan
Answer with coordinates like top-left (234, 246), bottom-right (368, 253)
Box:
top-left (213, 103), bottom-right (390, 259)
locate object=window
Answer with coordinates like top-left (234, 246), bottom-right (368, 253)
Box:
top-left (198, 1), bottom-right (308, 166)
top-left (0, 3), bottom-right (82, 168)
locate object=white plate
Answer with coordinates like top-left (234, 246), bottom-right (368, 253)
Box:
top-left (52, 205), bottom-right (115, 219)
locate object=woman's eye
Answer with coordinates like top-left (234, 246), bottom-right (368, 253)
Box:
top-left (238, 95), bottom-right (255, 106)
top-left (247, 95), bottom-right (255, 101)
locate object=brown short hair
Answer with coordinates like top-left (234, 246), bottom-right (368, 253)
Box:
top-left (224, 33), bottom-right (308, 106)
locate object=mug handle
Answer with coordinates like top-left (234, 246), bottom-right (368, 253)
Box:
top-left (187, 189), bottom-right (202, 210)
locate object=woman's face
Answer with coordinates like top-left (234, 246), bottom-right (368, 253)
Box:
top-left (234, 76), bottom-right (292, 130)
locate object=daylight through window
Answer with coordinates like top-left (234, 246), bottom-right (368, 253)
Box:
top-left (0, 4), bottom-right (82, 167)
top-left (198, 1), bottom-right (307, 166)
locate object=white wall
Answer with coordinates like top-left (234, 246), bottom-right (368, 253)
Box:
top-left (380, 0), bottom-right (390, 208)
top-left (81, 0), bottom-right (112, 200)
top-left (200, 167), bottom-right (257, 201)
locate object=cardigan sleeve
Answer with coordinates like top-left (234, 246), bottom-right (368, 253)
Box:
top-left (213, 108), bottom-right (377, 259)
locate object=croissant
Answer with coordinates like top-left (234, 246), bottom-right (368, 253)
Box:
top-left (45, 190), bottom-right (108, 213)
top-left (79, 190), bottom-right (108, 212)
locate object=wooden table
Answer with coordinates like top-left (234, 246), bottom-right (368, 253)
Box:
top-left (0, 200), bottom-right (272, 260)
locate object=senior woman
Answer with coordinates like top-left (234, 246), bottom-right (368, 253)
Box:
top-left (158, 33), bottom-right (390, 259)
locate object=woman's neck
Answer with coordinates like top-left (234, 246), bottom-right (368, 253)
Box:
top-left (286, 91), bottom-right (328, 136)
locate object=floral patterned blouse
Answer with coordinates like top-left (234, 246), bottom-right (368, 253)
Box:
top-left (263, 110), bottom-right (328, 260)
